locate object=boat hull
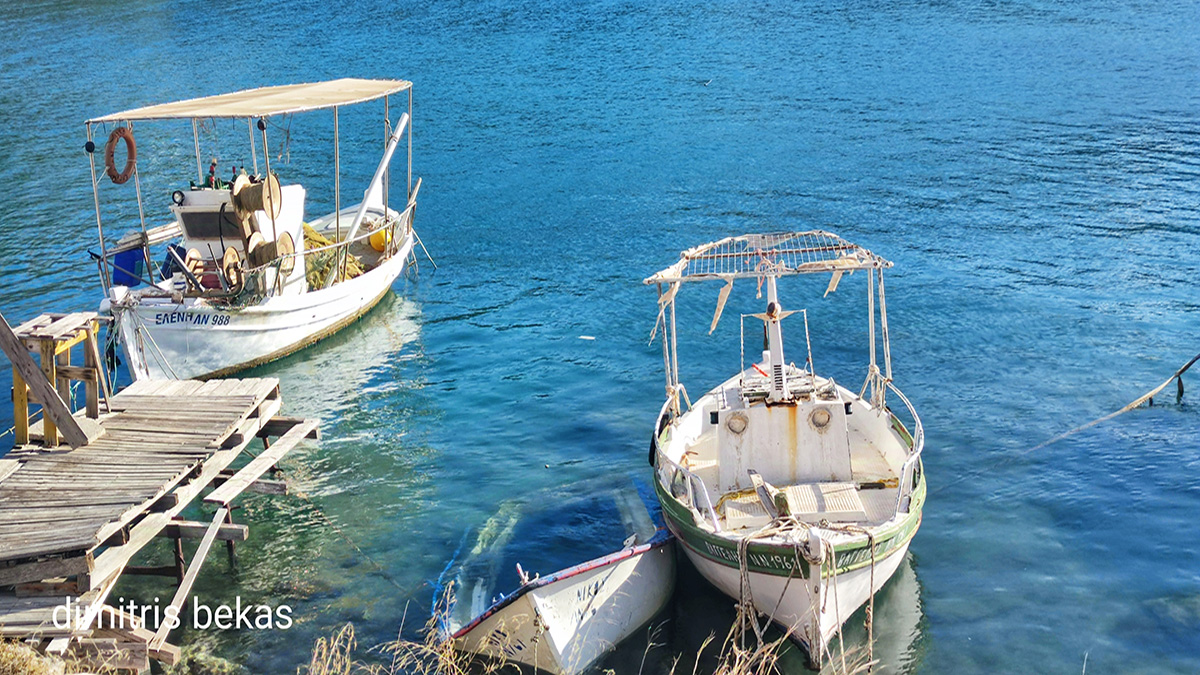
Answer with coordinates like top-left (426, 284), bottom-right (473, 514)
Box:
top-left (656, 477), bottom-right (923, 665)
top-left (109, 236), bottom-right (413, 380)
top-left (451, 533), bottom-right (675, 675)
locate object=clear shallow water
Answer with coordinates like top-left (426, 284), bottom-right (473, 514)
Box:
top-left (1, 0), bottom-right (1198, 672)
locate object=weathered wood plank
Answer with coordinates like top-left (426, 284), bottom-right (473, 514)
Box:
top-left (205, 419), bottom-right (317, 505)
top-left (150, 507), bottom-right (227, 649)
top-left (258, 416), bottom-right (322, 440)
top-left (0, 553), bottom-right (92, 587)
top-left (0, 460), bottom-right (19, 483)
top-left (0, 312), bottom-right (98, 449)
top-left (161, 520), bottom-right (248, 542)
top-left (28, 312), bottom-right (96, 340)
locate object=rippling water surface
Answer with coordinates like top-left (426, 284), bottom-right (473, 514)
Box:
top-left (1, 1), bottom-right (1198, 672)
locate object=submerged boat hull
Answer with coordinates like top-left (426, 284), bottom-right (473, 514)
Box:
top-left (656, 477), bottom-right (923, 665)
top-left (108, 235), bottom-right (413, 380)
top-left (451, 532), bottom-right (675, 675)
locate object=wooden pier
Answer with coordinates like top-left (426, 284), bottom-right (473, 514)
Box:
top-left (0, 312), bottom-right (319, 671)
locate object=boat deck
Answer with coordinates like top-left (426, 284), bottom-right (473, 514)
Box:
top-left (717, 443), bottom-right (900, 531)
top-left (0, 377), bottom-right (317, 669)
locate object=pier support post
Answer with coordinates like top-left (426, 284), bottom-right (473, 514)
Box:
top-left (173, 537), bottom-right (186, 585)
top-left (224, 509), bottom-right (237, 569)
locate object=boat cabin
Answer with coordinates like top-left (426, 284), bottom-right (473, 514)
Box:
top-left (169, 179), bottom-right (307, 297)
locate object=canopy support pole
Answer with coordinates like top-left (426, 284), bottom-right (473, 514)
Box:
top-left (865, 264), bottom-right (879, 406)
top-left (260, 120), bottom-right (272, 180)
top-left (879, 267), bottom-right (892, 383)
top-left (658, 284), bottom-right (671, 396)
top-left (193, 120), bottom-right (202, 184)
top-left (334, 107), bottom-right (341, 247)
top-left (130, 122), bottom-right (148, 238)
top-left (407, 88), bottom-right (413, 201)
top-left (670, 294), bottom-right (680, 395)
top-left (322, 112), bottom-right (410, 290)
top-left (247, 119), bottom-right (258, 176)
top-left (259, 120), bottom-right (277, 243)
top-left (86, 123), bottom-right (111, 292)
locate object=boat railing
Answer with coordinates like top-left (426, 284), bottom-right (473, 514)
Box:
top-left (653, 408), bottom-right (721, 531)
top-left (886, 381), bottom-right (925, 514)
top-left (245, 196), bottom-right (418, 274)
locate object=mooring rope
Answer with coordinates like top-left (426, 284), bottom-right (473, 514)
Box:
top-left (732, 515), bottom-right (881, 675)
top-left (827, 543), bottom-right (849, 675)
top-left (934, 351), bottom-right (1199, 495)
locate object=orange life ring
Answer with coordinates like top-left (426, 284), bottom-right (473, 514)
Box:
top-left (104, 126), bottom-right (137, 184)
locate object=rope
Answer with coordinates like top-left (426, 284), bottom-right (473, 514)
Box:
top-left (934, 351), bottom-right (1199, 496)
top-left (866, 531), bottom-right (876, 671)
top-left (827, 543), bottom-right (848, 675)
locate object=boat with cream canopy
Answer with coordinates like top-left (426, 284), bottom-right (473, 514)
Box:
top-left (644, 231), bottom-right (925, 667)
top-left (86, 78), bottom-right (430, 380)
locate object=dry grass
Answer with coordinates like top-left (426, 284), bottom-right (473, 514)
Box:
top-left (0, 638), bottom-right (144, 675)
top-left (300, 583), bottom-right (872, 675)
top-left (304, 624), bottom-right (363, 675)
top-left (0, 640), bottom-right (58, 675)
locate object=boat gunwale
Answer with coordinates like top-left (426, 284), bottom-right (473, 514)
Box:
top-left (111, 236), bottom-right (412, 380)
top-left (655, 473), bottom-right (925, 579)
top-left (449, 529), bottom-right (674, 641)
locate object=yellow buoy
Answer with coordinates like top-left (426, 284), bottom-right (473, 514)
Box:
top-left (369, 227), bottom-right (391, 252)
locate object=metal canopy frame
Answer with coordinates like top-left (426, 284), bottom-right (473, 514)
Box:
top-left (647, 231), bottom-right (895, 412)
top-left (644, 231), bottom-right (891, 286)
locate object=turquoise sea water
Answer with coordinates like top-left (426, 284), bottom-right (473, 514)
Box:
top-left (2, 0), bottom-right (1199, 672)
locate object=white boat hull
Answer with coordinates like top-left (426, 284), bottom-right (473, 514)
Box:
top-left (451, 534), bottom-right (675, 675)
top-left (676, 527), bottom-right (911, 665)
top-left (110, 235), bottom-right (413, 380)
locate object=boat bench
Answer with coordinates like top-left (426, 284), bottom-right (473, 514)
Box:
top-left (721, 481), bottom-right (868, 530)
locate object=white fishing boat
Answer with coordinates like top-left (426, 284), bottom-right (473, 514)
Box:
top-left (445, 486), bottom-right (676, 675)
top-left (85, 78), bottom-right (431, 380)
top-left (644, 232), bottom-right (926, 667)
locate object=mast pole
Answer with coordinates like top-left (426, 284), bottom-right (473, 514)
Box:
top-left (765, 275), bottom-right (788, 402)
top-left (86, 123), bottom-right (111, 292)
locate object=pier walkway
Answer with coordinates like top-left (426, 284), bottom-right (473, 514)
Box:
top-left (0, 372), bottom-right (318, 670)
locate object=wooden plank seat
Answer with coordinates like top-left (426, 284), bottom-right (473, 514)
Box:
top-left (783, 482), bottom-right (867, 523)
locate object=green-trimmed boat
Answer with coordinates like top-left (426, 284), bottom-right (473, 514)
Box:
top-left (644, 232), bottom-right (925, 667)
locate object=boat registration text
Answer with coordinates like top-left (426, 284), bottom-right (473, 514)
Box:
top-left (154, 312), bottom-right (231, 327)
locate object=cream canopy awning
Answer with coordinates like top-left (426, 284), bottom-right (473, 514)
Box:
top-left (87, 78), bottom-right (412, 124)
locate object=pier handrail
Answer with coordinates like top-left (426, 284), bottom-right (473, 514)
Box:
top-left (653, 401), bottom-right (721, 532)
top-left (886, 381), bottom-right (925, 514)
